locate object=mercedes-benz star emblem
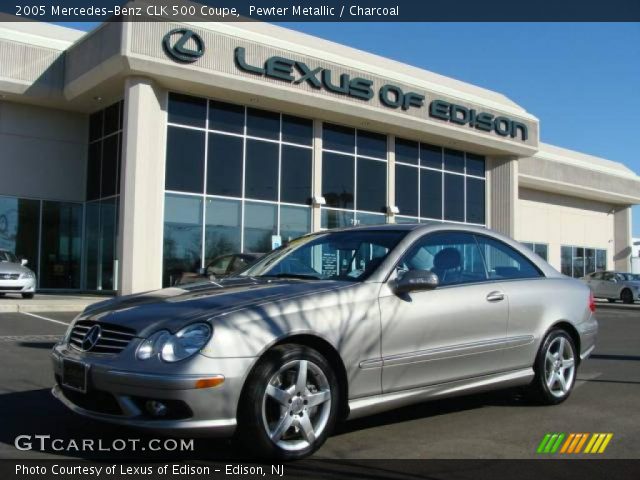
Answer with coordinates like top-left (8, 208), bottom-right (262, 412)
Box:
top-left (81, 325), bottom-right (102, 351)
top-left (162, 28), bottom-right (205, 63)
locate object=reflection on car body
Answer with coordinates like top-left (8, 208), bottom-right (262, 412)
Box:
top-left (177, 253), bottom-right (264, 285)
top-left (51, 223), bottom-right (597, 459)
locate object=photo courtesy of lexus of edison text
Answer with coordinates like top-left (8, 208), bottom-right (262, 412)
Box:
top-left (0, 0), bottom-right (639, 479)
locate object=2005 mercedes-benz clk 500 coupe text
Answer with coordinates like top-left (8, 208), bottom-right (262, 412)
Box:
top-left (51, 223), bottom-right (598, 459)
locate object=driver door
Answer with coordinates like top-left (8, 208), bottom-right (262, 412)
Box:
top-left (379, 231), bottom-right (509, 393)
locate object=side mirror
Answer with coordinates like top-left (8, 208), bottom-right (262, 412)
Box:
top-left (20, 259), bottom-right (28, 266)
top-left (393, 270), bottom-right (439, 295)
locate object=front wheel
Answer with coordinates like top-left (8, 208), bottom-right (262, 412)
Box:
top-left (621, 289), bottom-right (634, 304)
top-left (22, 293), bottom-right (34, 299)
top-left (527, 329), bottom-right (577, 405)
top-left (238, 345), bottom-right (339, 460)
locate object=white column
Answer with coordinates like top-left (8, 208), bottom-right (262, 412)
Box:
top-left (613, 206), bottom-right (632, 271)
top-left (487, 156), bottom-right (518, 237)
top-left (117, 77), bottom-right (167, 295)
top-left (311, 119), bottom-right (323, 232)
top-left (386, 135), bottom-right (396, 223)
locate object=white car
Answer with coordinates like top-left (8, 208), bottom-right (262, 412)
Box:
top-left (583, 271), bottom-right (640, 304)
top-left (0, 249), bottom-right (36, 299)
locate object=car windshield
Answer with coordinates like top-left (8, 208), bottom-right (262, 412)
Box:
top-left (0, 251), bottom-right (19, 263)
top-left (241, 230), bottom-right (407, 282)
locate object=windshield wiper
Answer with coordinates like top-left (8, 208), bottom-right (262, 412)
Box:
top-left (259, 273), bottom-right (323, 280)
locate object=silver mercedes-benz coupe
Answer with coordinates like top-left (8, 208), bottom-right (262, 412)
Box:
top-left (51, 223), bottom-right (598, 459)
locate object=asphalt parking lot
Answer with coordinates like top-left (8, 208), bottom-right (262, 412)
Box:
top-left (0, 307), bottom-right (637, 460)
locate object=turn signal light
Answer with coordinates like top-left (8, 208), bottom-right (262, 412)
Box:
top-left (195, 376), bottom-right (225, 389)
top-left (589, 292), bottom-right (596, 313)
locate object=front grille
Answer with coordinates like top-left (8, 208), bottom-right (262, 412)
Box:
top-left (69, 320), bottom-right (136, 354)
top-left (0, 273), bottom-right (20, 280)
top-left (0, 286), bottom-right (22, 291)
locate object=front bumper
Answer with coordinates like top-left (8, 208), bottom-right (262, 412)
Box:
top-left (51, 342), bottom-right (255, 437)
top-left (0, 277), bottom-right (35, 293)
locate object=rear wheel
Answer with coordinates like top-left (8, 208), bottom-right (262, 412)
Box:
top-left (22, 293), bottom-right (34, 299)
top-left (527, 329), bottom-right (577, 405)
top-left (621, 289), bottom-right (634, 304)
top-left (238, 345), bottom-right (339, 460)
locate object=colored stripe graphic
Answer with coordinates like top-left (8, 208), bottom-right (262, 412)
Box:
top-left (560, 433), bottom-right (575, 453)
top-left (585, 433), bottom-right (614, 454)
top-left (574, 433), bottom-right (589, 453)
top-left (540, 433), bottom-right (614, 454)
top-left (537, 433), bottom-right (565, 453)
top-left (537, 433), bottom-right (552, 453)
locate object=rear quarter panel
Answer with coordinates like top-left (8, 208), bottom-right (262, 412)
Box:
top-left (501, 277), bottom-right (597, 370)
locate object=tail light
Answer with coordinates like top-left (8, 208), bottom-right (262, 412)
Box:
top-left (589, 291), bottom-right (596, 313)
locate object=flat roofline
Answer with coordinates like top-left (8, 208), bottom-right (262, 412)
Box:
top-left (536, 142), bottom-right (638, 179)
top-left (0, 18), bottom-right (85, 50)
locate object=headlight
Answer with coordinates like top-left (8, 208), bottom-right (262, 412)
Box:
top-left (136, 323), bottom-right (212, 362)
top-left (21, 271), bottom-right (35, 279)
top-left (136, 330), bottom-right (171, 360)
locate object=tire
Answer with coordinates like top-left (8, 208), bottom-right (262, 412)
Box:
top-left (22, 293), bottom-right (34, 299)
top-left (0, 293), bottom-right (4, 297)
top-left (607, 298), bottom-right (616, 303)
top-left (237, 344), bottom-right (339, 460)
top-left (621, 289), bottom-right (634, 304)
top-left (527, 329), bottom-right (577, 405)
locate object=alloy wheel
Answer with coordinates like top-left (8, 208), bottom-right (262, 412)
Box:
top-left (544, 336), bottom-right (576, 398)
top-left (261, 359), bottom-right (332, 452)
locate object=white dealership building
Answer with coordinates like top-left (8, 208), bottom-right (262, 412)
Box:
top-left (0, 17), bottom-right (638, 294)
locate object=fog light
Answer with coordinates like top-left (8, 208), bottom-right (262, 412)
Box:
top-left (145, 400), bottom-right (168, 417)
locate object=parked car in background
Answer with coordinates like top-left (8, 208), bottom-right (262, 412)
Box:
top-left (582, 271), bottom-right (640, 304)
top-left (177, 253), bottom-right (264, 285)
top-left (51, 224), bottom-right (597, 459)
top-left (0, 249), bottom-right (36, 299)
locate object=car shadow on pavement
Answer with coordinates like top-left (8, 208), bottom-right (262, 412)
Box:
top-left (590, 353), bottom-right (640, 361)
top-left (0, 387), bottom-right (532, 461)
top-left (17, 342), bottom-right (58, 349)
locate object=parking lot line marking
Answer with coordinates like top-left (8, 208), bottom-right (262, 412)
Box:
top-left (20, 311), bottom-right (69, 326)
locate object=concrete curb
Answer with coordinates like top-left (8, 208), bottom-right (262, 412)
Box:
top-left (0, 304), bottom-right (89, 313)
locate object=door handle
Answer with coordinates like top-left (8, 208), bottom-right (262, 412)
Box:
top-left (486, 291), bottom-right (505, 302)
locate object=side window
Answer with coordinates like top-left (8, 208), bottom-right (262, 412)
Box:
top-left (603, 272), bottom-right (614, 281)
top-left (208, 255), bottom-right (233, 275)
top-left (592, 272), bottom-right (603, 280)
top-left (475, 235), bottom-right (542, 280)
top-left (397, 232), bottom-right (487, 286)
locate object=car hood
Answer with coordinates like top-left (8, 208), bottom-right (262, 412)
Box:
top-left (0, 262), bottom-right (32, 275)
top-left (81, 277), bottom-right (354, 337)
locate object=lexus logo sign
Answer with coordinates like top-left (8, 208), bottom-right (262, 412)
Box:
top-left (162, 28), bottom-right (205, 63)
